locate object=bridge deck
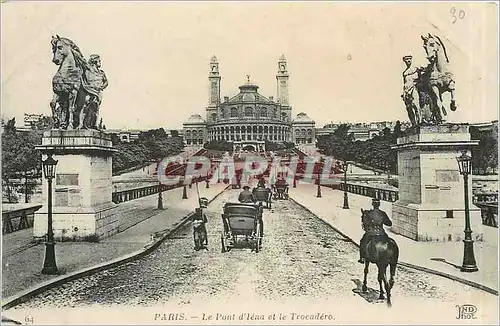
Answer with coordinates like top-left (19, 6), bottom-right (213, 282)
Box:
top-left (288, 182), bottom-right (498, 292)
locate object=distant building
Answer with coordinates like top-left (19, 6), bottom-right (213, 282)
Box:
top-left (316, 121), bottom-right (412, 141)
top-left (24, 113), bottom-right (45, 128)
top-left (105, 129), bottom-right (141, 142)
top-left (183, 55), bottom-right (316, 152)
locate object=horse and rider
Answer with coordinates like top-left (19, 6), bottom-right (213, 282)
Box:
top-left (358, 198), bottom-right (399, 307)
top-left (358, 198), bottom-right (393, 263)
top-left (193, 207), bottom-right (208, 250)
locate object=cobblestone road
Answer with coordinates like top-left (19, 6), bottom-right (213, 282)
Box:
top-left (10, 188), bottom-right (497, 323)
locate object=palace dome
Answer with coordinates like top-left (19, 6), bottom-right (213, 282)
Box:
top-left (184, 114), bottom-right (205, 124)
top-left (293, 112), bottom-right (313, 122)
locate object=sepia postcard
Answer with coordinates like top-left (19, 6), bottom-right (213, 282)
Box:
top-left (1, 1), bottom-right (499, 325)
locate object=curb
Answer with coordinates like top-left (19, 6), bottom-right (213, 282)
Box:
top-left (2, 185), bottom-right (230, 311)
top-left (289, 196), bottom-right (499, 297)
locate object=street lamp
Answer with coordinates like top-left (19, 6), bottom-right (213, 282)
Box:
top-left (156, 161), bottom-right (163, 210)
top-left (316, 174), bottom-right (322, 198)
top-left (41, 153), bottom-right (59, 275)
top-left (340, 160), bottom-right (350, 209)
top-left (456, 150), bottom-right (478, 272)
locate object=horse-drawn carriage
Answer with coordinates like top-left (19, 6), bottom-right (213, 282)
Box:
top-left (252, 187), bottom-right (272, 209)
top-left (272, 180), bottom-right (289, 200)
top-left (220, 203), bottom-right (263, 253)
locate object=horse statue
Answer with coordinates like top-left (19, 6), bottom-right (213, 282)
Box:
top-left (421, 33), bottom-right (457, 124)
top-left (360, 208), bottom-right (399, 307)
top-left (50, 35), bottom-right (107, 130)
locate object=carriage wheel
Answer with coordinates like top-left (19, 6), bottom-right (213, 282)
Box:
top-left (221, 232), bottom-right (227, 253)
top-left (254, 224), bottom-right (261, 253)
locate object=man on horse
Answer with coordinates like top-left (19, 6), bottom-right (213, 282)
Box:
top-left (358, 198), bottom-right (393, 264)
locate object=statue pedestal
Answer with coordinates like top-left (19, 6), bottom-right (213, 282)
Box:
top-left (34, 130), bottom-right (119, 241)
top-left (391, 124), bottom-right (483, 242)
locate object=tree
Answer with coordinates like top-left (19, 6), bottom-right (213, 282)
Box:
top-left (470, 126), bottom-right (498, 175)
top-left (392, 120), bottom-right (403, 141)
top-left (2, 119), bottom-right (43, 202)
top-left (170, 130), bottom-right (180, 138)
top-left (203, 139), bottom-right (233, 152)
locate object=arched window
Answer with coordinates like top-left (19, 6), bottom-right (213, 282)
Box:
top-left (230, 107), bottom-right (238, 118)
top-left (186, 130), bottom-right (192, 138)
top-left (245, 107), bottom-right (253, 116)
top-left (211, 113), bottom-right (217, 122)
top-left (281, 112), bottom-right (287, 121)
top-left (260, 107), bottom-right (267, 117)
top-left (307, 129), bottom-right (312, 135)
top-left (273, 108), bottom-right (278, 118)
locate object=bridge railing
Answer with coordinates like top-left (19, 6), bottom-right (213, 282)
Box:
top-left (111, 175), bottom-right (210, 204)
top-left (337, 182), bottom-right (399, 202)
top-left (2, 204), bottom-right (42, 234)
top-left (329, 181), bottom-right (498, 228)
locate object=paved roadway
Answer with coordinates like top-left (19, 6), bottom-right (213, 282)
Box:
top-left (9, 188), bottom-right (495, 323)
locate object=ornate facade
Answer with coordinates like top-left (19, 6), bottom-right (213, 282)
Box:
top-left (183, 55), bottom-right (315, 151)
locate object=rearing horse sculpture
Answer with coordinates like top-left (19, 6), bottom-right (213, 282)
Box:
top-left (421, 34), bottom-right (457, 123)
top-left (360, 209), bottom-right (399, 307)
top-left (50, 35), bottom-right (91, 130)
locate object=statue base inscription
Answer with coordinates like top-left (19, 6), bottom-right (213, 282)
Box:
top-left (34, 130), bottom-right (119, 241)
top-left (391, 124), bottom-right (483, 242)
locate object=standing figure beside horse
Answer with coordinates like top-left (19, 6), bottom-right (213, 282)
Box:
top-left (359, 198), bottom-right (399, 307)
top-left (50, 35), bottom-right (108, 130)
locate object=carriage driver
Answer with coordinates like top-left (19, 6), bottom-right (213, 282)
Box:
top-left (358, 198), bottom-right (393, 264)
top-left (238, 185), bottom-right (256, 203)
top-left (257, 177), bottom-right (266, 188)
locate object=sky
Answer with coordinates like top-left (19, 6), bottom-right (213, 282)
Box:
top-left (1, 1), bottom-right (498, 130)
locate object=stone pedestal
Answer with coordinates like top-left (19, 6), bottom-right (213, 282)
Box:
top-left (34, 130), bottom-right (119, 241)
top-left (391, 124), bottom-right (483, 242)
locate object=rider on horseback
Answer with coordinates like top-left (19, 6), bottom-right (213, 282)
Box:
top-left (358, 198), bottom-right (393, 264)
top-left (193, 207), bottom-right (208, 246)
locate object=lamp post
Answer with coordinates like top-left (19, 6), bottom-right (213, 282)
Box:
top-left (156, 161), bottom-right (163, 210)
top-left (316, 174), bottom-right (322, 198)
top-left (41, 153), bottom-right (59, 275)
top-left (341, 160), bottom-right (349, 209)
top-left (456, 150), bottom-right (478, 272)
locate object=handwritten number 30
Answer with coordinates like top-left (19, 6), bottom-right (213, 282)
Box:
top-left (450, 7), bottom-right (466, 24)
